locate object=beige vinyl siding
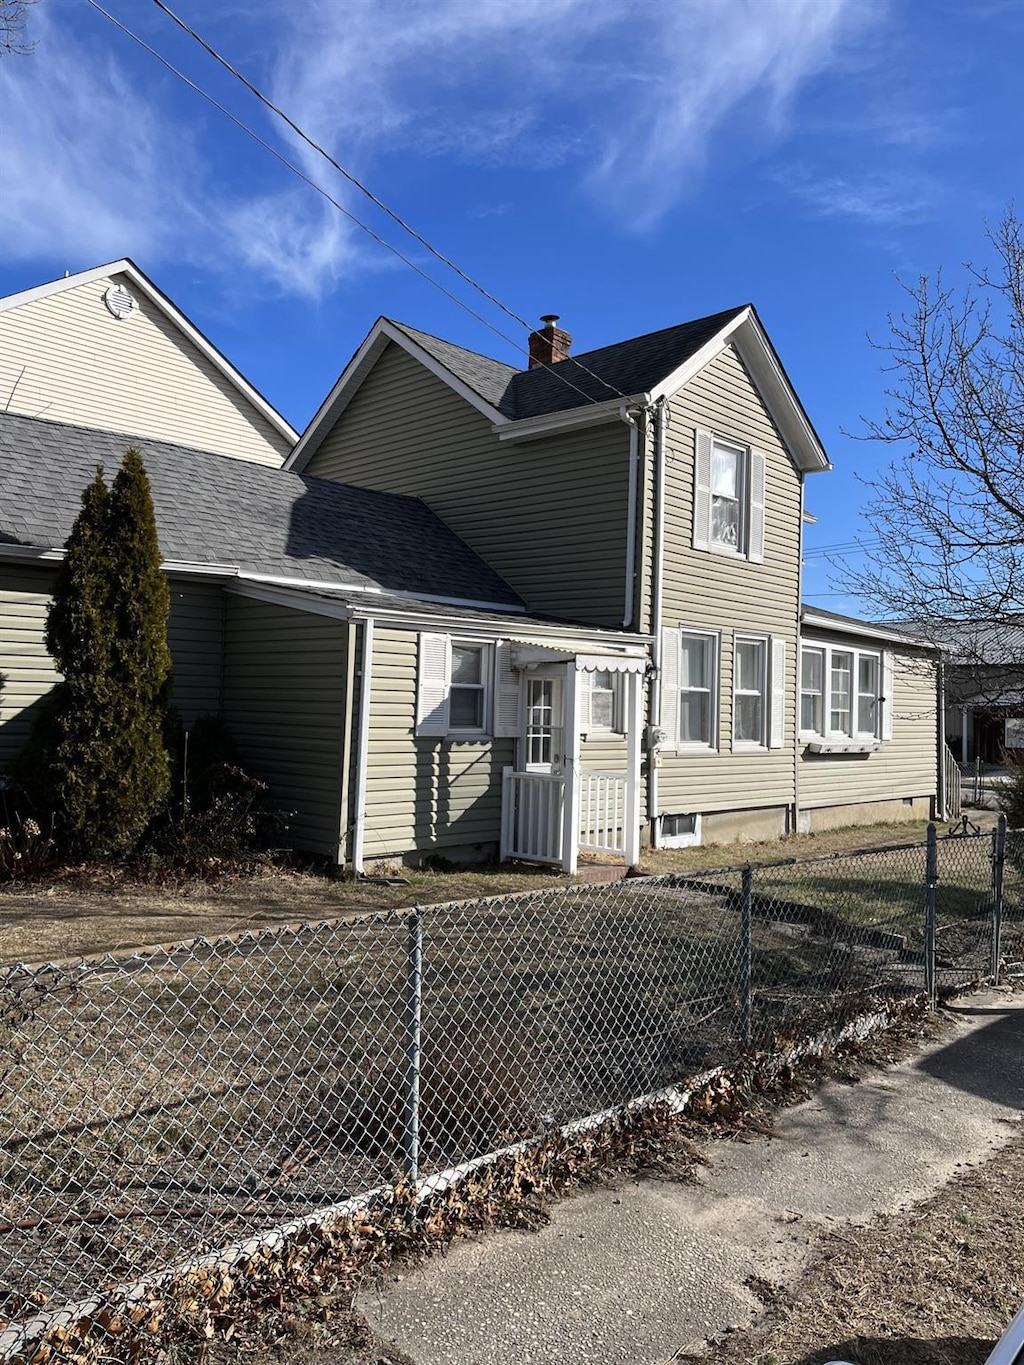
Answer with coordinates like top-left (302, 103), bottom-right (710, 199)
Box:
top-left (653, 345), bottom-right (802, 816)
top-left (579, 732), bottom-right (628, 773)
top-left (0, 564), bottom-right (59, 770)
top-left (798, 635), bottom-right (938, 809)
top-left (223, 596), bottom-right (348, 857)
top-left (0, 566), bottom-right (227, 769)
top-left (166, 580), bottom-right (225, 722)
top-left (363, 627), bottom-right (513, 859)
top-left (306, 342), bottom-right (631, 627)
top-left (0, 273), bottom-right (289, 465)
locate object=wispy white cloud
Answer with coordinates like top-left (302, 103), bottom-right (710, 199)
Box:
top-left (776, 166), bottom-right (939, 226)
top-left (2, 0), bottom-right (891, 294)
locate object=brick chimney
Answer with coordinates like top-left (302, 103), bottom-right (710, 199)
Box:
top-left (528, 314), bottom-right (572, 369)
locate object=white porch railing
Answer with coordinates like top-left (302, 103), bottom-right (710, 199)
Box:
top-left (500, 768), bottom-right (565, 865)
top-left (943, 743), bottom-right (962, 820)
top-left (578, 771), bottom-right (628, 857)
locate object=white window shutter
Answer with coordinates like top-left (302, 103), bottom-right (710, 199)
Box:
top-left (747, 448), bottom-right (766, 563)
top-left (416, 632), bottom-right (451, 737)
top-left (881, 650), bottom-right (894, 741)
top-left (493, 641), bottom-right (521, 738)
top-left (660, 627), bottom-right (681, 751)
top-left (692, 429), bottom-right (713, 551)
top-left (769, 637), bottom-right (786, 748)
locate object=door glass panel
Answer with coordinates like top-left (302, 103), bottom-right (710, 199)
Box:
top-left (526, 677), bottom-right (562, 770)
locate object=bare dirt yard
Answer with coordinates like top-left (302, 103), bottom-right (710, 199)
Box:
top-left (681, 1123), bottom-right (1024, 1365)
top-left (0, 818), bottom-right (953, 966)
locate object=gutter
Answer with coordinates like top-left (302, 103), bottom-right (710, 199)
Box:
top-left (647, 398), bottom-right (668, 846)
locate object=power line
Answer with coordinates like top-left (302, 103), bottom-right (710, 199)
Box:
top-left (134, 0), bottom-right (631, 407)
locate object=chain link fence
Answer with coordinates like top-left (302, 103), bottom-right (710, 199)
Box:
top-left (1, 819), bottom-right (1019, 1358)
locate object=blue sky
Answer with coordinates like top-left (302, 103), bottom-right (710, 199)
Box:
top-left (2, 0), bottom-right (1021, 612)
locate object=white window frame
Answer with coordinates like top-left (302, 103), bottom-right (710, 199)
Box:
top-left (582, 669), bottom-right (625, 736)
top-left (693, 429), bottom-right (766, 563)
top-left (416, 634), bottom-right (494, 740)
top-left (733, 634), bottom-right (768, 749)
top-left (800, 646), bottom-right (826, 737)
top-left (678, 630), bottom-right (719, 750)
top-left (799, 642), bottom-right (886, 744)
top-left (659, 813), bottom-right (703, 850)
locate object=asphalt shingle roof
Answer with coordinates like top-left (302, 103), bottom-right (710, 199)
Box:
top-left (0, 412), bottom-right (523, 607)
top-left (389, 306), bottom-right (748, 420)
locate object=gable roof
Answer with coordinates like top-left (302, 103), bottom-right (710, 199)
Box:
top-left (0, 259), bottom-right (298, 448)
top-left (0, 412), bottom-right (523, 611)
top-left (288, 305), bottom-right (829, 472)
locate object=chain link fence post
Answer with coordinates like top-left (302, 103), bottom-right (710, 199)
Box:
top-left (403, 908), bottom-right (423, 1182)
top-left (925, 823), bottom-right (938, 1009)
top-left (740, 864), bottom-right (753, 1047)
top-left (992, 814), bottom-right (1007, 986)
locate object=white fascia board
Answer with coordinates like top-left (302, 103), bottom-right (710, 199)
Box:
top-left (0, 544), bottom-right (64, 563)
top-left (236, 570), bottom-right (526, 614)
top-left (493, 394), bottom-right (649, 443)
top-left (352, 603), bottom-right (652, 648)
top-left (227, 580), bottom-right (355, 620)
top-left (653, 309), bottom-right (831, 475)
top-left (288, 318), bottom-right (510, 472)
top-left (0, 260), bottom-right (298, 447)
top-left (801, 609), bottom-right (938, 650)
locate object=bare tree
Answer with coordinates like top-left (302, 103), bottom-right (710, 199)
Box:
top-left (851, 208), bottom-right (1024, 705)
top-left (1, 0), bottom-right (38, 56)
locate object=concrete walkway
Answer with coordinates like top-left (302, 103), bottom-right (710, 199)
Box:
top-left (359, 990), bottom-right (1024, 1365)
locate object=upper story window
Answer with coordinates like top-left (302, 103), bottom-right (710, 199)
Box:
top-left (711, 441), bottom-right (745, 550)
top-left (800, 642), bottom-right (889, 743)
top-left (693, 429), bottom-right (766, 563)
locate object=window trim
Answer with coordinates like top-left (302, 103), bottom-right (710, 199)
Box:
top-left (446, 638), bottom-right (493, 739)
top-left (799, 641), bottom-right (885, 746)
top-left (800, 645), bottom-right (825, 737)
top-left (678, 629), bottom-right (720, 750)
top-left (583, 668), bottom-right (625, 736)
top-left (693, 428), bottom-right (766, 564)
top-left (733, 633), bottom-right (769, 749)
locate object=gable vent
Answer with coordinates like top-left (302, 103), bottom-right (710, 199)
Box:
top-left (103, 285), bottom-right (139, 320)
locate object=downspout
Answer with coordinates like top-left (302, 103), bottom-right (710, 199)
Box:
top-left (647, 398), bottom-right (667, 847)
top-left (794, 475), bottom-right (805, 835)
top-left (352, 617), bottom-right (375, 876)
top-left (936, 655), bottom-right (946, 819)
top-left (619, 406), bottom-right (643, 629)
top-left (336, 620), bottom-right (358, 871)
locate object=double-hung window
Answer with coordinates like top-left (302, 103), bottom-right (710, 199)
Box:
top-left (449, 643), bottom-right (487, 733)
top-left (693, 430), bottom-right (766, 562)
top-left (799, 642), bottom-right (887, 744)
top-left (800, 647), bottom-right (825, 734)
top-left (587, 669), bottom-right (622, 733)
top-left (679, 632), bottom-right (717, 746)
top-left (416, 634), bottom-right (494, 739)
top-left (734, 636), bottom-right (767, 746)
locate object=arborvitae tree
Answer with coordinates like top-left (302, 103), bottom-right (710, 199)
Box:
top-left (19, 450), bottom-right (172, 859)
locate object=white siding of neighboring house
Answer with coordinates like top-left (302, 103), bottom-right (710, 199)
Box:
top-left (0, 273), bottom-right (290, 465)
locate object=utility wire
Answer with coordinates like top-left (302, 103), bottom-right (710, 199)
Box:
top-left (132, 0), bottom-right (631, 405)
top-left (85, 4), bottom-right (607, 414)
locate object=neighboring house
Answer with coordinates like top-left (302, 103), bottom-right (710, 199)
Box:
top-left (923, 620), bottom-right (1024, 765)
top-left (0, 260), bottom-right (296, 465)
top-left (0, 293), bottom-right (944, 872)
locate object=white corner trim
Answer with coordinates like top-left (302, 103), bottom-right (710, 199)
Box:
top-left (288, 318), bottom-right (511, 471)
top-left (352, 618), bottom-right (374, 875)
top-left (0, 260), bottom-right (298, 446)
